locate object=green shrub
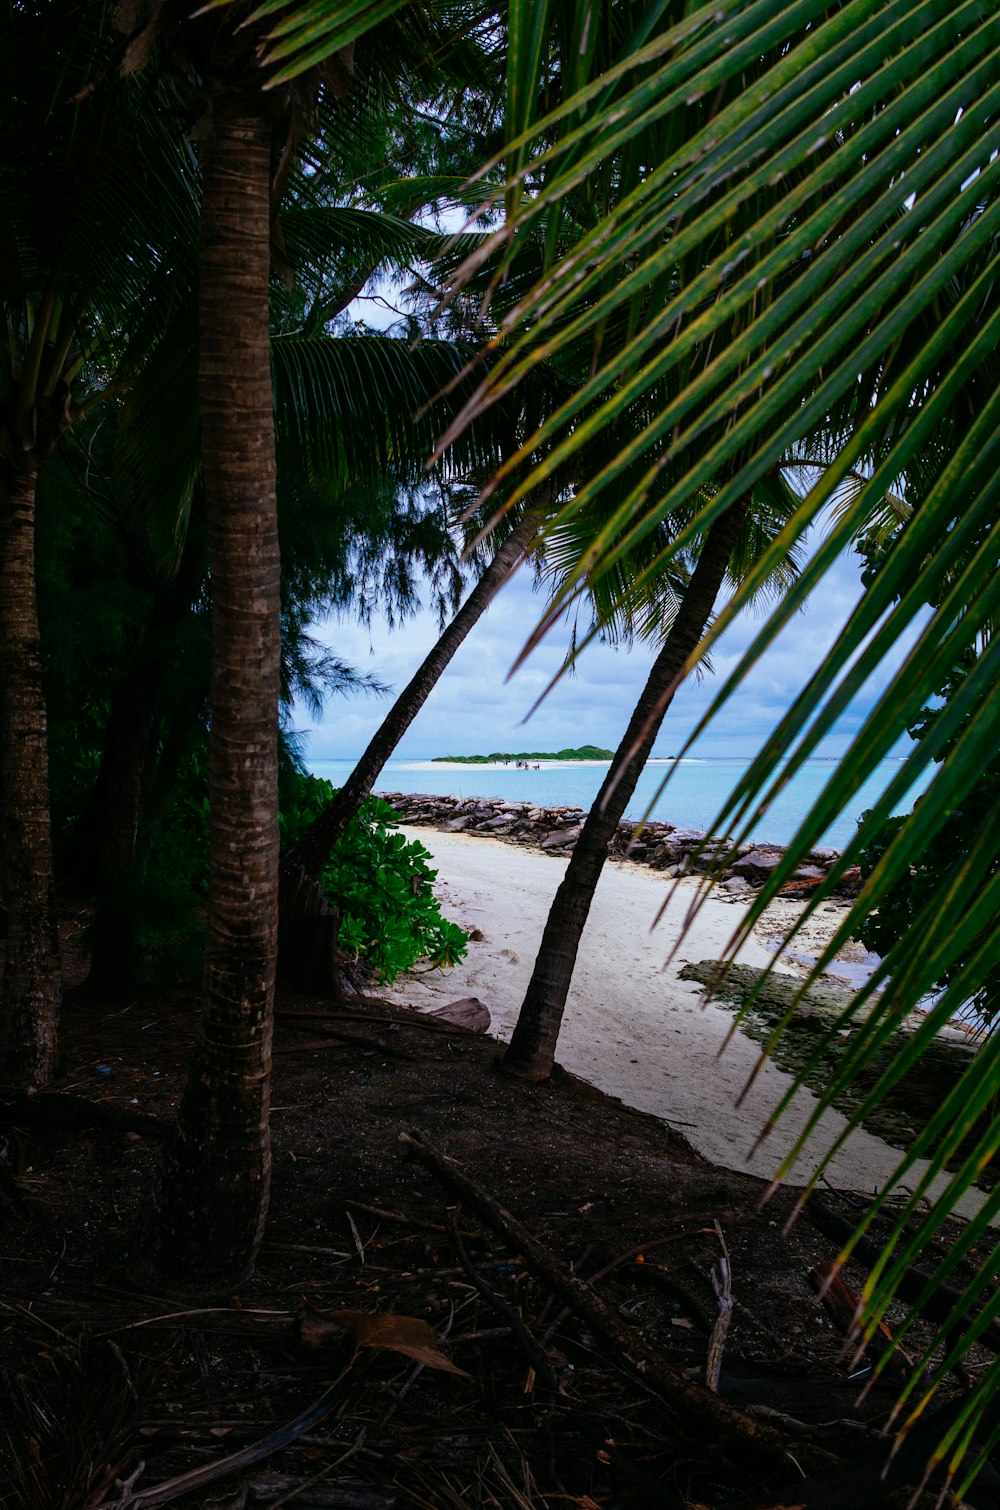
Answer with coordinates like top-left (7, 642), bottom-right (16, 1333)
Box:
top-left (282, 776), bottom-right (468, 984)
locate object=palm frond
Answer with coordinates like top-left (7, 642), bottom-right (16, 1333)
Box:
top-left (441, 0), bottom-right (1000, 1482)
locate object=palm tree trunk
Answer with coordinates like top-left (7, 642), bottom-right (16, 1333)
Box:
top-left (0, 459), bottom-right (62, 1086)
top-left (283, 510), bottom-right (540, 883)
top-left (502, 499), bottom-right (749, 1082)
top-left (139, 94), bottom-right (281, 1289)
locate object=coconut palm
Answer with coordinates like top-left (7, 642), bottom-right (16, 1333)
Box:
top-left (282, 501), bottom-right (545, 883)
top-left (0, 7), bottom-right (196, 1086)
top-left (122, 0), bottom-right (516, 1288)
top-left (441, 0), bottom-right (1000, 1489)
top-left (502, 484), bottom-right (805, 1080)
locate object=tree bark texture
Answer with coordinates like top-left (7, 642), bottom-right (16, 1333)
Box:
top-left (502, 499), bottom-right (750, 1082)
top-left (0, 459), bottom-right (62, 1086)
top-left (140, 94), bottom-right (280, 1290)
top-left (283, 509), bottom-right (541, 883)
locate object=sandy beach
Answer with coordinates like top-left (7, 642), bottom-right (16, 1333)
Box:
top-left (388, 826), bottom-right (985, 1217)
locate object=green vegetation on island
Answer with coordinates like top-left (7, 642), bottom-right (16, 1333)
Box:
top-left (433, 745), bottom-right (614, 764)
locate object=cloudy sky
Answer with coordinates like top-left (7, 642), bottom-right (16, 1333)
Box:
top-left (294, 529), bottom-right (912, 765)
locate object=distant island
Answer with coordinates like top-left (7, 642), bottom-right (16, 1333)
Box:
top-left (433, 745), bottom-right (614, 764)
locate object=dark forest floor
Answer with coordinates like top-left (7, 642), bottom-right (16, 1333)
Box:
top-left (1, 917), bottom-right (998, 1509)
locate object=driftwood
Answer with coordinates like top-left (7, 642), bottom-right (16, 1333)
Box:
top-left (398, 1128), bottom-right (828, 1474)
top-left (705, 1222), bottom-right (733, 1392)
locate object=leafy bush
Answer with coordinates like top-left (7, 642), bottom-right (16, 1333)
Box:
top-left (282, 775), bottom-right (468, 984)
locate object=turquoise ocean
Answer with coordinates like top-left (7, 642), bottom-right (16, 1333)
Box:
top-left (307, 755), bottom-right (927, 851)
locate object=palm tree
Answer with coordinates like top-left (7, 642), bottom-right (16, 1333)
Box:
top-left (129, 0), bottom-right (511, 1288)
top-left (282, 502), bottom-right (544, 883)
top-left (0, 8), bottom-right (195, 1086)
top-left (445, 0), bottom-right (1000, 1489)
top-left (503, 497), bottom-right (751, 1079)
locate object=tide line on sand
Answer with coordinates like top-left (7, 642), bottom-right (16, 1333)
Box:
top-left (386, 825), bottom-right (987, 1220)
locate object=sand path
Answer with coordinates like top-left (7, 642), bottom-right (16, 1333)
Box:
top-left (387, 826), bottom-right (984, 1218)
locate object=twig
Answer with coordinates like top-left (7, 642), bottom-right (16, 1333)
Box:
top-left (102, 1365), bottom-right (354, 1508)
top-left (541, 1230), bottom-right (717, 1342)
top-left (345, 1199), bottom-right (478, 1237)
top-left (706, 1220), bottom-right (733, 1393)
top-left (398, 1129), bottom-right (826, 1472)
top-left (446, 1209), bottom-right (558, 1390)
top-left (0, 1298), bottom-right (70, 1341)
top-left (265, 1425), bottom-right (367, 1509)
top-left (346, 1210), bottom-right (366, 1265)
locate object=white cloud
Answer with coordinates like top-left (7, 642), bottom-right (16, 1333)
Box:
top-left (293, 536), bottom-right (919, 763)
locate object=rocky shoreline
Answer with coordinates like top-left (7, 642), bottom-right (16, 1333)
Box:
top-left (378, 789), bottom-right (860, 898)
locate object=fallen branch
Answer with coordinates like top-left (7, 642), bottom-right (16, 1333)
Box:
top-left (398, 1129), bottom-right (827, 1473)
top-left (446, 1208), bottom-right (558, 1390)
top-left (805, 1198), bottom-right (1000, 1356)
top-left (738, 1393), bottom-right (997, 1510)
top-left (344, 1199), bottom-right (477, 1237)
top-left (706, 1221), bottom-right (733, 1392)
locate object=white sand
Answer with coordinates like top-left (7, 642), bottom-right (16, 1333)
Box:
top-left (389, 826), bottom-right (986, 1219)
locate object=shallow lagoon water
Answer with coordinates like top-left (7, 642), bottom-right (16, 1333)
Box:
top-left (308, 754), bottom-right (927, 850)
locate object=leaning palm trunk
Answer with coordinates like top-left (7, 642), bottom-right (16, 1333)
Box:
top-left (0, 460), bottom-right (62, 1086)
top-left (502, 500), bottom-right (749, 1082)
top-left (140, 94), bottom-right (281, 1288)
top-left (283, 509), bottom-right (541, 884)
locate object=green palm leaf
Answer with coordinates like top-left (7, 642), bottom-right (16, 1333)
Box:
top-left (442, 0), bottom-right (1000, 1484)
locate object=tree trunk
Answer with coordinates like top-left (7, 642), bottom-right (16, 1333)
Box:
top-left (282, 509), bottom-right (540, 882)
top-left (0, 458), bottom-right (62, 1086)
top-left (139, 93), bottom-right (281, 1290)
top-left (502, 499), bottom-right (749, 1082)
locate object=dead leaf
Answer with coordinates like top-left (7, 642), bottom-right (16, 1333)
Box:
top-left (296, 1306), bottom-right (468, 1376)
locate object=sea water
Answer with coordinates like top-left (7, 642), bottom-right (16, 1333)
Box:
top-left (306, 755), bottom-right (928, 851)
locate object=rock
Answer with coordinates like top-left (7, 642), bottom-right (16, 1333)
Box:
top-left (834, 866), bottom-right (863, 896)
top-left (443, 816), bottom-right (473, 832)
top-left (720, 877), bottom-right (751, 893)
top-left (808, 846), bottom-right (841, 864)
top-left (678, 960), bottom-right (861, 1021)
top-left (420, 997), bottom-right (491, 1033)
top-left (541, 826), bottom-right (582, 849)
top-left (731, 848), bottom-right (784, 881)
top-left (482, 815), bottom-right (515, 829)
top-left (791, 865), bottom-right (825, 881)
